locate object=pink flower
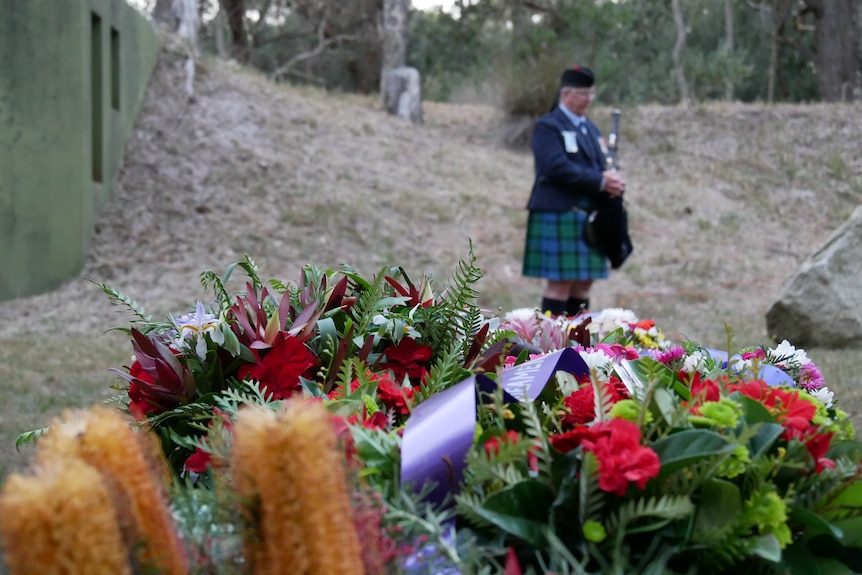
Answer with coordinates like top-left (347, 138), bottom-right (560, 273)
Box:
top-left (799, 362), bottom-right (825, 391)
top-left (593, 343), bottom-right (639, 360)
top-left (656, 346), bottom-right (685, 365)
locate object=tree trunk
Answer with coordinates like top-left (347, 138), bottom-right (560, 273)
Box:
top-left (214, 8), bottom-right (228, 60)
top-left (381, 0), bottom-right (408, 95)
top-left (724, 0), bottom-right (735, 100)
top-left (221, 0), bottom-right (248, 63)
top-left (767, 14), bottom-right (780, 102)
top-left (765, 0), bottom-right (794, 103)
top-left (383, 67), bottom-right (423, 124)
top-left (804, 0), bottom-right (859, 101)
top-left (671, 0), bottom-right (690, 106)
top-left (152, 0), bottom-right (178, 29)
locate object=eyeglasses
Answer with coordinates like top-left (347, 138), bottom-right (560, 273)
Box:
top-left (568, 88), bottom-right (596, 99)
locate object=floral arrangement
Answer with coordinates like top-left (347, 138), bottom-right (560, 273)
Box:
top-left (6, 255), bottom-right (862, 575)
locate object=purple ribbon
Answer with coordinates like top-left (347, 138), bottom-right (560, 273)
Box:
top-left (706, 348), bottom-right (795, 387)
top-left (400, 348), bottom-right (588, 506)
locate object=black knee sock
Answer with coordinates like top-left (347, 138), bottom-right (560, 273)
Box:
top-left (567, 297), bottom-right (589, 314)
top-left (541, 297), bottom-right (568, 316)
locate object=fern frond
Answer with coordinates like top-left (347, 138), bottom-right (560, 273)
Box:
top-left (15, 427), bottom-right (50, 450)
top-left (416, 344), bottom-right (471, 401)
top-left (330, 357), bottom-right (371, 394)
top-left (520, 396), bottom-right (553, 482)
top-left (604, 494), bottom-right (694, 535)
top-left (199, 269), bottom-right (232, 309)
top-left (212, 379), bottom-right (280, 417)
top-left (267, 278), bottom-right (292, 294)
top-left (579, 451), bottom-right (604, 525)
top-left (88, 278), bottom-right (153, 327)
top-left (236, 254), bottom-right (264, 292)
top-left (591, 375), bottom-right (615, 423)
top-left (429, 242), bottom-right (484, 359)
top-left (454, 490), bottom-right (497, 530)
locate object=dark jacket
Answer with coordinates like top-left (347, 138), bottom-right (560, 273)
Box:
top-left (526, 106), bottom-right (607, 212)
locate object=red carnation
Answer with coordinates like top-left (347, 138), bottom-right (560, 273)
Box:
top-left (237, 332), bottom-right (317, 400)
top-left (730, 380), bottom-right (817, 438)
top-left (562, 377), bottom-right (627, 428)
top-left (375, 373), bottom-right (416, 415)
top-left (550, 419), bottom-right (660, 495)
top-left (484, 430), bottom-right (521, 457)
top-left (379, 338), bottom-right (433, 383)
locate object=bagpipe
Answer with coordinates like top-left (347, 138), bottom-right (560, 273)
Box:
top-left (583, 109), bottom-right (634, 269)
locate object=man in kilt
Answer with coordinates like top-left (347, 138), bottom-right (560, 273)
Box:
top-left (522, 66), bottom-right (626, 316)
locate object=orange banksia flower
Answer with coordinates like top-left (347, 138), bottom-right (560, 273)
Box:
top-left (35, 406), bottom-right (188, 575)
top-left (0, 459), bottom-right (132, 575)
top-left (231, 400), bottom-right (364, 575)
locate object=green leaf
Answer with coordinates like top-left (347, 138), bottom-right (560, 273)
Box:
top-left (651, 387), bottom-right (677, 426)
top-left (738, 395), bottom-right (776, 424)
top-left (821, 482), bottom-right (862, 520)
top-left (748, 422), bottom-right (784, 457)
top-left (830, 516), bottom-right (862, 548)
top-left (692, 479), bottom-right (741, 540)
top-left (15, 427), bottom-right (50, 450)
top-left (750, 533), bottom-right (782, 562)
top-left (651, 429), bottom-right (731, 477)
top-left (828, 440), bottom-right (862, 463)
top-left (220, 324), bottom-right (241, 356)
top-left (789, 506), bottom-right (843, 543)
top-left (316, 316), bottom-right (339, 361)
top-left (627, 357), bottom-right (680, 393)
top-left (474, 479), bottom-right (554, 547)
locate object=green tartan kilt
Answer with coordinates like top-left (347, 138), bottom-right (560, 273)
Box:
top-left (522, 210), bottom-right (609, 280)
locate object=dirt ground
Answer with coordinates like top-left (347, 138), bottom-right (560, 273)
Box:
top-left (2, 44), bottom-right (862, 350)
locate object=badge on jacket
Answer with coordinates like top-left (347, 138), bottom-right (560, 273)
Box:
top-left (562, 131), bottom-right (578, 154)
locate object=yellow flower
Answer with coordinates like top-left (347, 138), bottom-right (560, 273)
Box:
top-left (0, 459), bottom-right (132, 575)
top-left (35, 407), bottom-right (187, 575)
top-left (231, 400), bottom-right (364, 575)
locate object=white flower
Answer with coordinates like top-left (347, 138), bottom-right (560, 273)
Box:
top-left (372, 311), bottom-right (419, 342)
top-left (681, 350), bottom-right (708, 374)
top-left (809, 387), bottom-right (834, 408)
top-left (175, 301), bottom-right (222, 339)
top-left (504, 307), bottom-right (540, 322)
top-left (579, 348), bottom-right (614, 375)
top-left (173, 301), bottom-right (224, 361)
top-left (588, 308), bottom-right (639, 337)
top-left (726, 355), bottom-right (754, 374)
top-left (768, 340), bottom-right (810, 367)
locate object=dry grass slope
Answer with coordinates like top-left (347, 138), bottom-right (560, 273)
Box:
top-left (1, 45), bottom-right (861, 495)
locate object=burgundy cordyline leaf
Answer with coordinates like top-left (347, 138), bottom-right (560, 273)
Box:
top-left (126, 329), bottom-right (196, 401)
top-left (277, 290), bottom-right (293, 332)
top-left (286, 302), bottom-right (321, 342)
top-left (131, 329), bottom-right (160, 362)
top-left (571, 317), bottom-right (591, 347)
top-left (323, 323), bottom-right (356, 393)
top-left (230, 282), bottom-right (276, 349)
top-left (385, 276), bottom-right (410, 298)
top-left (357, 334), bottom-right (375, 363)
top-left (474, 339), bottom-right (510, 373)
top-left (324, 275), bottom-right (349, 312)
top-left (463, 323), bottom-right (490, 367)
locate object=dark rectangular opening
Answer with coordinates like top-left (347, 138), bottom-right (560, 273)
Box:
top-left (110, 27), bottom-right (120, 110)
top-left (91, 12), bottom-right (104, 183)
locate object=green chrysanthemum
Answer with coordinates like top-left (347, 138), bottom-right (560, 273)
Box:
top-left (583, 520), bottom-right (607, 543)
top-left (743, 489), bottom-right (791, 547)
top-left (609, 399), bottom-right (649, 423)
top-left (718, 444), bottom-right (750, 479)
top-left (689, 398), bottom-right (740, 429)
